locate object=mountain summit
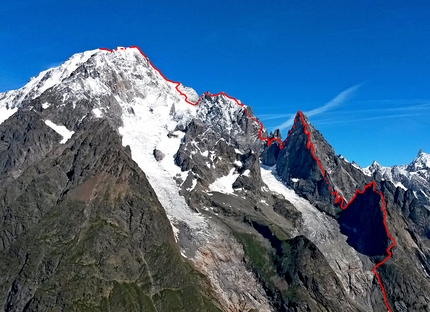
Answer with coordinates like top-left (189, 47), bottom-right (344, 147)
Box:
top-left (0, 46), bottom-right (429, 311)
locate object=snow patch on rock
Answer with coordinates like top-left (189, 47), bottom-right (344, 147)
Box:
top-left (209, 168), bottom-right (240, 194)
top-left (187, 179), bottom-right (198, 192)
top-left (44, 120), bottom-right (74, 144)
top-left (92, 108), bottom-right (103, 118)
top-left (394, 181), bottom-right (408, 191)
top-left (0, 106), bottom-right (18, 125)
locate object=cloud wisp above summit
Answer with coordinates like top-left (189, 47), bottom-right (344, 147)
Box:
top-left (311, 101), bottom-right (430, 126)
top-left (275, 84), bottom-right (361, 131)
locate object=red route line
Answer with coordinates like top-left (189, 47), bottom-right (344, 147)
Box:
top-left (293, 111), bottom-right (396, 312)
top-left (100, 46), bottom-right (396, 311)
top-left (100, 46), bottom-right (284, 149)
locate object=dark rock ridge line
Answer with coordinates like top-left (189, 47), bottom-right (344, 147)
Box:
top-left (100, 46), bottom-right (284, 148)
top-left (283, 111), bottom-right (397, 312)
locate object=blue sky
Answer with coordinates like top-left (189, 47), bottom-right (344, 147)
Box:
top-left (1, 0), bottom-right (429, 167)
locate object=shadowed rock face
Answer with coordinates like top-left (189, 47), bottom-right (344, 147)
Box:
top-left (274, 113), bottom-right (338, 215)
top-left (338, 187), bottom-right (389, 257)
top-left (264, 113), bottom-right (373, 217)
top-left (261, 129), bottom-right (282, 166)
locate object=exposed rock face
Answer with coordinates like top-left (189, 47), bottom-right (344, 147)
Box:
top-left (191, 238), bottom-right (272, 312)
top-left (278, 235), bottom-right (359, 311)
top-left (153, 148), bottom-right (165, 161)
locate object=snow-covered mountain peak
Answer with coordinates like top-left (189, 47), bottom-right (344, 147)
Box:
top-left (0, 49), bottom-right (100, 111)
top-left (0, 45), bottom-right (262, 166)
top-left (0, 46), bottom-right (188, 109)
top-left (0, 46), bottom-right (261, 136)
top-left (362, 160), bottom-right (388, 177)
top-left (409, 149), bottom-right (430, 171)
top-left (370, 160), bottom-right (381, 168)
top-left (369, 160), bottom-right (384, 171)
top-left (0, 46), bottom-right (201, 130)
top-left (359, 149), bottom-right (430, 200)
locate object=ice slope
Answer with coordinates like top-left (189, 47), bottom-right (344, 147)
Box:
top-left (86, 48), bottom-right (211, 236)
top-left (118, 95), bottom-right (205, 230)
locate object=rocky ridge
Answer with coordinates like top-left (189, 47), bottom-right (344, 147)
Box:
top-left (261, 111), bottom-right (430, 311)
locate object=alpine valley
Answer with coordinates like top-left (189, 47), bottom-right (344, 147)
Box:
top-left (0, 46), bottom-right (429, 312)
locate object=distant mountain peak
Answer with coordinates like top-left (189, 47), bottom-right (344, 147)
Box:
top-left (409, 149), bottom-right (430, 171)
top-left (369, 160), bottom-right (382, 169)
top-left (414, 148), bottom-right (429, 162)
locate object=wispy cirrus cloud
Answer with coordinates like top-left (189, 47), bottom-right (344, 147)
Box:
top-left (276, 83), bottom-right (361, 131)
top-left (312, 101), bottom-right (430, 126)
